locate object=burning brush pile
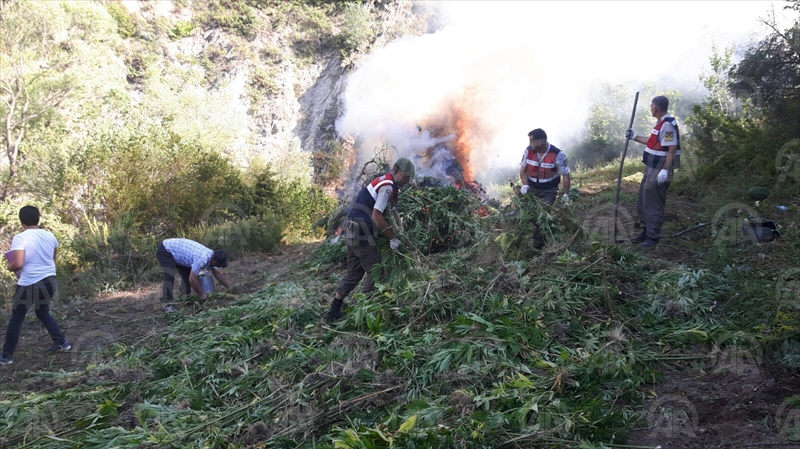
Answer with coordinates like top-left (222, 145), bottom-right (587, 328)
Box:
top-left (317, 96), bottom-right (503, 258)
top-left (311, 180), bottom-right (584, 269)
top-left (311, 185), bottom-right (488, 267)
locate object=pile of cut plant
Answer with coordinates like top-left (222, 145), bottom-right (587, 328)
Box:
top-left (0, 187), bottom-right (752, 448)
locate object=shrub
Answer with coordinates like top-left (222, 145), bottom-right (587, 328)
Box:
top-left (312, 140), bottom-right (347, 186)
top-left (169, 20), bottom-right (195, 39)
top-left (248, 66), bottom-right (280, 109)
top-left (248, 167), bottom-right (280, 217)
top-left (336, 3), bottom-right (375, 56)
top-left (62, 123), bottom-right (250, 232)
top-left (183, 214), bottom-right (284, 253)
top-left (68, 214), bottom-right (159, 297)
top-left (105, 2), bottom-right (137, 38)
top-left (273, 178), bottom-right (336, 240)
top-left (202, 0), bottom-right (258, 39)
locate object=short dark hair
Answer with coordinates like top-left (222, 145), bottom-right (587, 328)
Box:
top-left (528, 128), bottom-right (547, 140)
top-left (652, 96), bottom-right (669, 113)
top-left (19, 205), bottom-right (40, 226)
top-left (213, 250), bottom-right (228, 268)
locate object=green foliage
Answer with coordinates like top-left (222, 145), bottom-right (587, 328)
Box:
top-left (59, 123), bottom-right (246, 229)
top-left (336, 3), bottom-right (375, 56)
top-left (0, 1), bottom-right (74, 197)
top-left (570, 83), bottom-right (694, 166)
top-left (645, 266), bottom-right (729, 317)
top-left (201, 0), bottom-right (258, 39)
top-left (0, 180), bottom-right (787, 449)
top-left (274, 178), bottom-right (336, 239)
top-left (270, 1), bottom-right (336, 60)
top-left (168, 20), bottom-right (195, 39)
top-left (308, 236), bottom-right (347, 267)
top-left (182, 214), bottom-right (284, 253)
top-left (248, 65), bottom-right (280, 108)
top-left (397, 185), bottom-right (483, 253)
top-left (105, 2), bottom-right (137, 38)
top-left (686, 47), bottom-right (774, 184)
top-left (261, 43), bottom-right (283, 64)
top-left (68, 214), bottom-right (159, 296)
top-left (686, 4), bottom-right (800, 186)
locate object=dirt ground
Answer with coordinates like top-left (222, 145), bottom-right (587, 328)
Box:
top-left (0, 246), bottom-right (312, 391)
top-left (1, 188), bottom-right (798, 448)
top-left (581, 180), bottom-right (800, 448)
top-left (626, 362), bottom-right (800, 449)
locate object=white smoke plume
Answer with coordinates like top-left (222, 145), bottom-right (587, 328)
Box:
top-left (336, 1), bottom-right (792, 186)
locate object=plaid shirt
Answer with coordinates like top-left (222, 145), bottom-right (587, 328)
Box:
top-left (163, 238), bottom-right (214, 275)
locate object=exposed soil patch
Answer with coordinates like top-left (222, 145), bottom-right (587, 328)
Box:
top-left (0, 246), bottom-right (312, 391)
top-left (1, 194), bottom-right (795, 448)
top-left (626, 361), bottom-right (800, 448)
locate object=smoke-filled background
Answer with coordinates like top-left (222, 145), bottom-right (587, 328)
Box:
top-left (336, 1), bottom-right (793, 187)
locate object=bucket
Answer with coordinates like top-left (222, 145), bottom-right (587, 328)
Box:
top-left (743, 220), bottom-right (781, 243)
top-left (198, 271), bottom-right (215, 294)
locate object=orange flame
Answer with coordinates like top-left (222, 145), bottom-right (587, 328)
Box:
top-left (450, 87), bottom-right (480, 183)
top-left (419, 86), bottom-right (483, 183)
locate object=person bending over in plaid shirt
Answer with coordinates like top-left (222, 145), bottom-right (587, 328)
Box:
top-left (156, 238), bottom-right (231, 313)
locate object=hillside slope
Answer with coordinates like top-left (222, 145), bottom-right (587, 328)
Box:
top-left (0, 167), bottom-right (798, 449)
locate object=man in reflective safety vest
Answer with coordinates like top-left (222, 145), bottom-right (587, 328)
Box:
top-left (518, 128), bottom-right (571, 248)
top-left (324, 157), bottom-right (415, 323)
top-left (625, 95), bottom-right (680, 248)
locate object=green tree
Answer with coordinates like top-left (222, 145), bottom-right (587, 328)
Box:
top-left (0, 1), bottom-right (124, 200)
top-left (0, 1), bottom-right (72, 199)
top-left (731, 4), bottom-right (800, 138)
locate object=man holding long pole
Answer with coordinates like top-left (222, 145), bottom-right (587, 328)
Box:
top-left (625, 95), bottom-right (680, 248)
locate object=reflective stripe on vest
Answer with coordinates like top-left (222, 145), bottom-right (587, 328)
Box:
top-left (367, 179), bottom-right (394, 200)
top-left (645, 117), bottom-right (681, 156)
top-left (366, 174), bottom-right (398, 205)
top-left (525, 147), bottom-right (560, 183)
top-left (347, 173), bottom-right (398, 228)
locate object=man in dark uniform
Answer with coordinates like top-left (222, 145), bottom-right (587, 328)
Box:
top-left (625, 95), bottom-right (680, 248)
top-left (519, 128), bottom-right (571, 248)
top-left (324, 158), bottom-right (415, 322)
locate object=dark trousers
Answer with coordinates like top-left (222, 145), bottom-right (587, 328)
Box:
top-left (530, 187), bottom-right (558, 246)
top-left (335, 236), bottom-right (382, 299)
top-left (156, 242), bottom-right (192, 302)
top-left (3, 276), bottom-right (65, 357)
top-left (637, 166), bottom-right (671, 240)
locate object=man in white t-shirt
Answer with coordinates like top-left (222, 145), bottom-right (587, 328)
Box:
top-left (0, 206), bottom-right (70, 365)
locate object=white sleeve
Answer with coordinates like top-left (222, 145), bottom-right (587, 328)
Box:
top-left (659, 122), bottom-right (679, 147)
top-left (10, 235), bottom-right (24, 251)
top-left (555, 152), bottom-right (570, 175)
top-left (520, 150), bottom-right (528, 167)
top-left (373, 185), bottom-right (393, 213)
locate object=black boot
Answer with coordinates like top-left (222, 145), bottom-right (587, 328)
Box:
top-left (630, 230), bottom-right (647, 244)
top-left (324, 297), bottom-right (345, 323)
top-left (638, 238), bottom-right (659, 249)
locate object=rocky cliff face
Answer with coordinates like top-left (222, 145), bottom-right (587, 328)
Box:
top-left (116, 0), bottom-right (437, 191)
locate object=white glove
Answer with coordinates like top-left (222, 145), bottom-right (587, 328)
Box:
top-left (657, 169), bottom-right (669, 185)
top-left (562, 194), bottom-right (570, 205)
top-left (520, 185), bottom-right (530, 194)
top-left (625, 129), bottom-right (636, 140)
top-left (390, 238), bottom-right (401, 252)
